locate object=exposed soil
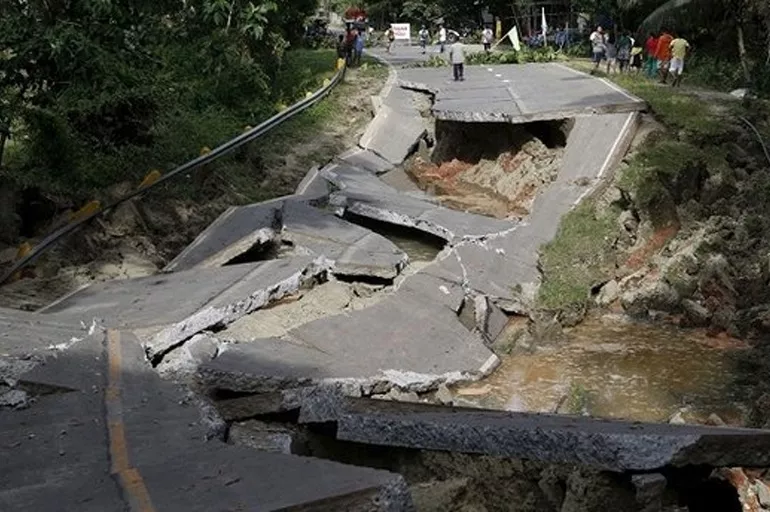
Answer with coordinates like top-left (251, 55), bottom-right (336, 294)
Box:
top-left (406, 120), bottom-right (568, 219)
top-left (0, 66), bottom-right (387, 310)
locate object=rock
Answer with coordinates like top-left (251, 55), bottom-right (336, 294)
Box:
top-left (682, 299), bottom-right (711, 327)
top-left (668, 410), bottom-right (686, 425)
top-left (730, 88), bottom-right (755, 99)
top-left (621, 280), bottom-right (680, 318)
top-left (706, 413), bottom-right (726, 427)
top-left (538, 469), bottom-right (565, 510)
top-left (435, 384), bottom-right (453, 405)
top-left (596, 280), bottom-right (620, 307)
top-left (0, 389), bottom-right (29, 409)
top-left (228, 420), bottom-right (306, 455)
top-left (716, 468), bottom-right (764, 512)
top-left (754, 479), bottom-right (770, 508)
top-left (631, 473), bottom-right (667, 512)
top-left (561, 469), bottom-right (636, 512)
top-left (618, 210), bottom-right (638, 234)
top-left (376, 389), bottom-right (420, 403)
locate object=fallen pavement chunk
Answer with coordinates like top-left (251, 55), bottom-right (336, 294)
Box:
top-left (282, 201), bottom-right (407, 280)
top-left (359, 105), bottom-right (426, 166)
top-left (164, 198), bottom-right (283, 272)
top-left (41, 258), bottom-right (331, 361)
top-left (338, 147), bottom-right (394, 175)
top-left (229, 420), bottom-right (306, 455)
top-left (299, 397), bottom-right (770, 472)
top-left (294, 165), bottom-right (330, 200)
top-left (322, 163), bottom-right (512, 242)
top-left (197, 291), bottom-right (499, 396)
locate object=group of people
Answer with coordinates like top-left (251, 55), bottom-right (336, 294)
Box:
top-left (643, 30), bottom-right (691, 86)
top-left (589, 26), bottom-right (690, 86)
top-left (336, 25), bottom-right (366, 67)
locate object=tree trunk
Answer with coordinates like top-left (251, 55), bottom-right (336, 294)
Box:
top-left (0, 130), bottom-right (7, 171)
top-left (737, 23), bottom-right (752, 84)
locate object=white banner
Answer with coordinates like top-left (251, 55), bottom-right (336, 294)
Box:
top-left (391, 23), bottom-right (411, 41)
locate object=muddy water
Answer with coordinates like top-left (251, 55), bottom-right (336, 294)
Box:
top-left (456, 315), bottom-right (748, 424)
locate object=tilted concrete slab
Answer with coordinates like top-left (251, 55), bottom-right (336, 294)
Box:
top-left (398, 63), bottom-right (645, 123)
top-left (165, 196), bottom-right (407, 280)
top-left (197, 290), bottom-right (499, 396)
top-left (322, 163), bottom-right (513, 242)
top-left (338, 147), bottom-right (394, 175)
top-left (2, 331), bottom-right (412, 511)
top-left (359, 104), bottom-right (427, 166)
top-left (298, 396), bottom-right (770, 472)
top-left (0, 307), bottom-right (88, 357)
top-left (165, 198), bottom-right (284, 272)
top-left (41, 258), bottom-right (330, 360)
top-left (294, 165), bottom-right (331, 200)
top-left (282, 201), bottom-right (407, 279)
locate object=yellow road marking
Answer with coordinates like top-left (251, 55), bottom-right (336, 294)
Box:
top-left (105, 330), bottom-right (156, 512)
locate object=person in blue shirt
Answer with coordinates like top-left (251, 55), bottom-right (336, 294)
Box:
top-left (354, 31), bottom-right (365, 66)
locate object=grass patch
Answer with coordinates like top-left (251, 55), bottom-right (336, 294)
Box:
top-left (538, 202), bottom-right (618, 311)
top-left (611, 75), bottom-right (728, 138)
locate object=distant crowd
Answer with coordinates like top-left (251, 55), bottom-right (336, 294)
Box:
top-left (589, 26), bottom-right (690, 86)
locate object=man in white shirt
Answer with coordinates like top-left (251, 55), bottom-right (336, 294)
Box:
top-left (438, 25), bottom-right (447, 53)
top-left (589, 26), bottom-right (606, 74)
top-left (482, 26), bottom-right (494, 52)
top-left (449, 38), bottom-right (465, 81)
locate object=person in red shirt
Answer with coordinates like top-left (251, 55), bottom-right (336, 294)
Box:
top-left (644, 32), bottom-right (658, 78)
top-left (655, 29), bottom-right (674, 83)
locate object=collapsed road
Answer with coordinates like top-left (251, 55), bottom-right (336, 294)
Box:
top-left (2, 46), bottom-right (769, 511)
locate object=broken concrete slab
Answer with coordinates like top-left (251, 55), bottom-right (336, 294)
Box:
top-left (41, 258), bottom-right (331, 361)
top-left (220, 279), bottom-right (386, 342)
top-left (197, 290), bottom-right (499, 396)
top-left (155, 333), bottom-right (221, 381)
top-left (338, 147), bottom-right (394, 175)
top-left (300, 397), bottom-right (770, 472)
top-left (294, 165), bottom-right (331, 201)
top-left (282, 201), bottom-right (407, 280)
top-left (396, 272), bottom-right (464, 312)
top-left (398, 64), bottom-right (645, 124)
top-left (359, 104), bottom-right (426, 166)
top-left (474, 295), bottom-right (509, 342)
top-left (164, 199), bottom-right (284, 272)
top-left (229, 420), bottom-right (306, 454)
top-left (0, 307), bottom-right (89, 357)
top-left (322, 163), bottom-right (513, 242)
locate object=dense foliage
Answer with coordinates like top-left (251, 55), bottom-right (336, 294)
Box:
top-left (0, 0), bottom-right (322, 194)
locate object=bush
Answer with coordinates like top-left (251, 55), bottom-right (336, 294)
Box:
top-left (465, 47), bottom-right (558, 66)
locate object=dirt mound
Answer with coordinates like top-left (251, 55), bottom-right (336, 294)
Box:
top-left (408, 120), bottom-right (567, 218)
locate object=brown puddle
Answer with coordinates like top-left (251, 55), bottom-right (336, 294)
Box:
top-left (456, 315), bottom-right (749, 424)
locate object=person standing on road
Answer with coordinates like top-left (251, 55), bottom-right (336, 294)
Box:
top-left (449, 37), bottom-right (466, 81)
top-left (438, 24), bottom-right (447, 53)
top-left (668, 33), bottom-right (691, 87)
top-left (354, 30), bottom-right (365, 66)
top-left (644, 32), bottom-right (659, 78)
top-left (589, 26), bottom-right (606, 75)
top-left (419, 25), bottom-right (430, 54)
top-left (655, 28), bottom-right (674, 83)
top-left (386, 26), bottom-right (395, 54)
top-left (482, 26), bottom-right (494, 53)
